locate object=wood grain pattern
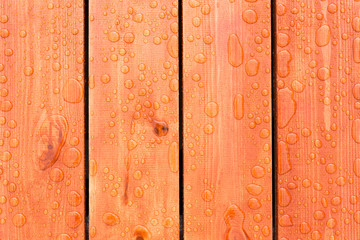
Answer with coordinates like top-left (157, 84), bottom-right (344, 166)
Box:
top-left (0, 1), bottom-right (85, 239)
top-left (89, 0), bottom-right (179, 239)
top-left (277, 1), bottom-right (360, 239)
top-left (183, 0), bottom-right (272, 239)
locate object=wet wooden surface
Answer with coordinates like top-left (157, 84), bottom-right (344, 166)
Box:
top-left (0, 0), bottom-right (85, 239)
top-left (89, 0), bottom-right (179, 239)
top-left (4, 0), bottom-right (360, 239)
top-left (277, 0), bottom-right (360, 239)
top-left (183, 0), bottom-right (272, 239)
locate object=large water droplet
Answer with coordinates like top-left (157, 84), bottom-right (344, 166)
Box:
top-left (168, 142), bottom-right (179, 173)
top-left (316, 25), bottom-right (331, 47)
top-left (228, 34), bottom-right (243, 67)
top-left (278, 88), bottom-right (296, 128)
top-left (278, 141), bottom-right (291, 175)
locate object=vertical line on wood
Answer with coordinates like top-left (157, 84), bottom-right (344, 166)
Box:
top-left (179, 0), bottom-right (184, 239)
top-left (271, 0), bottom-right (278, 239)
top-left (84, 0), bottom-right (90, 239)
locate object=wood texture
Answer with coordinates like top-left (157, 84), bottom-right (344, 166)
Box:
top-left (277, 0), bottom-right (360, 239)
top-left (183, 0), bottom-right (272, 239)
top-left (0, 1), bottom-right (85, 239)
top-left (89, 0), bottom-right (179, 239)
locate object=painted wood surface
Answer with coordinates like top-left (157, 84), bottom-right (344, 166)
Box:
top-left (183, 0), bottom-right (273, 239)
top-left (0, 0), bottom-right (85, 239)
top-left (89, 0), bottom-right (179, 239)
top-left (276, 0), bottom-right (360, 239)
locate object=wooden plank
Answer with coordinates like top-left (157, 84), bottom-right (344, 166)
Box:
top-left (277, 1), bottom-right (360, 239)
top-left (89, 0), bottom-right (179, 239)
top-left (183, 0), bottom-right (272, 239)
top-left (0, 0), bottom-right (85, 239)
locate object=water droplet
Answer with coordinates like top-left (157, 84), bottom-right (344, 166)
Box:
top-left (313, 210), bottom-right (325, 220)
top-left (224, 205), bottom-right (250, 240)
top-left (279, 187), bottom-right (291, 207)
top-left (245, 59), bottom-right (259, 76)
top-left (103, 212), bottom-right (120, 226)
top-left (0, 100), bottom-right (13, 112)
top-left (194, 53), bottom-right (207, 64)
top-left (248, 198), bottom-right (261, 209)
top-left (353, 84), bottom-right (360, 100)
top-left (202, 189), bottom-right (213, 201)
top-left (90, 159), bottom-right (97, 176)
top-left (133, 225), bottom-right (151, 240)
top-left (62, 147), bottom-right (82, 168)
top-left (300, 222), bottom-right (311, 234)
top-left (0, 151), bottom-right (12, 162)
top-left (49, 167), bottom-right (64, 182)
top-left (124, 32), bottom-right (135, 43)
top-left (278, 88), bottom-right (296, 128)
top-left (24, 66), bottom-right (34, 76)
top-left (353, 159), bottom-right (360, 178)
top-left (101, 74), bottom-right (111, 84)
top-left (128, 139), bottom-right (138, 150)
top-left (291, 80), bottom-right (304, 93)
top-left (205, 102), bottom-right (219, 117)
top-left (354, 38), bottom-right (360, 63)
top-left (163, 217), bottom-right (174, 228)
top-left (279, 215), bottom-right (293, 227)
top-left (277, 50), bottom-right (291, 77)
top-left (353, 17), bottom-right (360, 32)
top-left (68, 190), bottom-right (82, 207)
top-left (12, 213), bottom-right (26, 227)
top-left (352, 119), bottom-right (360, 143)
top-left (246, 184), bottom-right (263, 196)
top-left (242, 9), bottom-right (258, 24)
top-left (326, 218), bottom-right (336, 228)
top-left (228, 34), bottom-right (243, 67)
top-left (56, 234), bottom-right (73, 240)
top-left (277, 33), bottom-right (290, 47)
top-left (234, 94), bottom-right (244, 120)
top-left (316, 25), bottom-right (331, 47)
top-left (66, 211), bottom-right (82, 228)
top-left (36, 115), bottom-right (68, 170)
top-left (317, 67), bottom-right (331, 81)
top-left (108, 31), bottom-right (120, 42)
top-left (251, 166), bottom-right (265, 178)
top-left (167, 35), bottom-right (178, 58)
top-left (279, 141), bottom-right (291, 175)
top-left (204, 124), bottom-right (215, 134)
top-left (355, 211), bottom-right (360, 224)
top-left (168, 142), bottom-right (179, 173)
top-left (62, 79), bottom-right (84, 103)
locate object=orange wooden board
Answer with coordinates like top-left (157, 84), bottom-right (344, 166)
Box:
top-left (0, 1), bottom-right (85, 239)
top-left (183, 0), bottom-right (273, 239)
top-left (89, 0), bottom-right (179, 239)
top-left (277, 0), bottom-right (360, 239)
